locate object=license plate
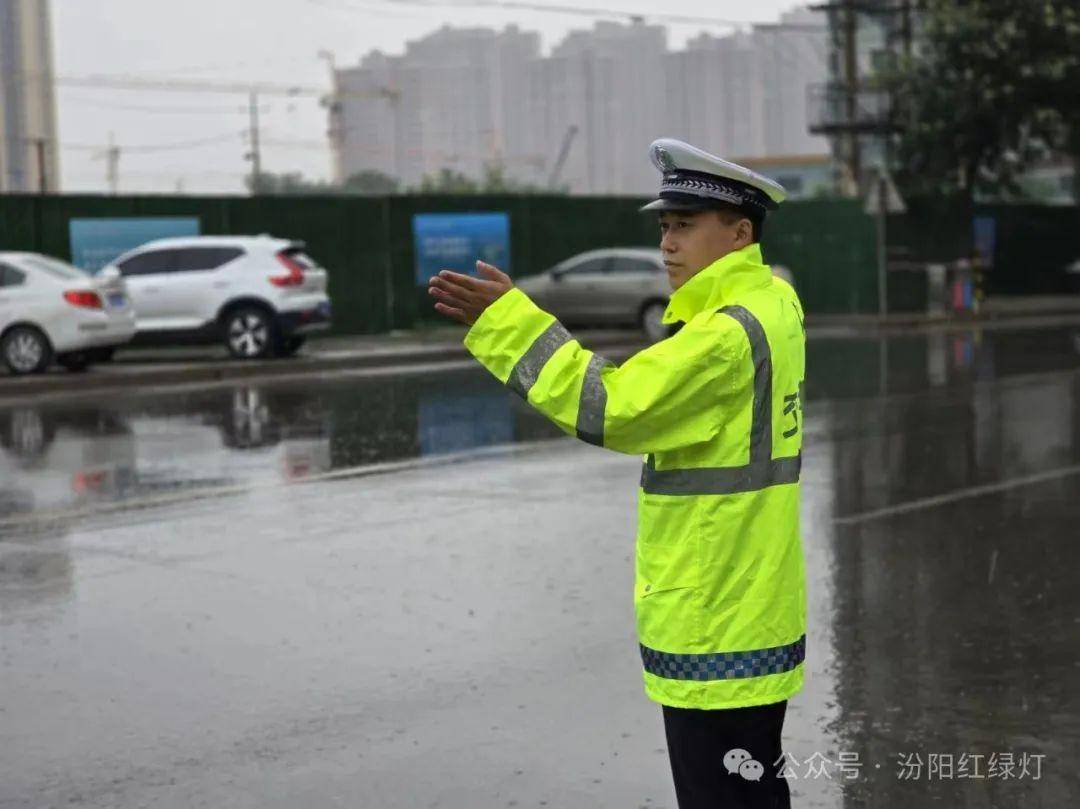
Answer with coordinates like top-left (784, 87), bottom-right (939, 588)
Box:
top-left (108, 293), bottom-right (126, 308)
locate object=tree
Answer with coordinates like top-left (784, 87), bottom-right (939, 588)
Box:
top-left (415, 168), bottom-right (479, 194)
top-left (886, 1), bottom-right (1080, 202)
top-left (342, 170), bottom-right (400, 195)
top-left (414, 162), bottom-right (565, 194)
top-left (478, 162), bottom-right (561, 193)
top-left (247, 169), bottom-right (401, 196)
top-left (247, 171), bottom-right (334, 195)
top-left (248, 163), bottom-right (564, 197)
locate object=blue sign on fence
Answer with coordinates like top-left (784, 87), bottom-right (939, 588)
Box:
top-left (69, 216), bottom-right (201, 274)
top-left (973, 215), bottom-right (996, 267)
top-left (412, 212), bottom-right (510, 285)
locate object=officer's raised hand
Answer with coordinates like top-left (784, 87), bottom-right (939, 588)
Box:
top-left (428, 260), bottom-right (514, 325)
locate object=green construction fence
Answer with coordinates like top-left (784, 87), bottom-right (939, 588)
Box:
top-left (3, 192), bottom-right (1073, 333)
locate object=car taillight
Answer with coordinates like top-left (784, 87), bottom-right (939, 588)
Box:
top-left (63, 290), bottom-right (103, 309)
top-left (270, 252), bottom-right (305, 287)
top-left (73, 469), bottom-right (109, 493)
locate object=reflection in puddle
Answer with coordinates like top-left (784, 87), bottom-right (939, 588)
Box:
top-left (2, 325), bottom-right (1076, 520)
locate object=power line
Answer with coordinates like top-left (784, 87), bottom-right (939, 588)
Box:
top-left (0, 132), bottom-right (246, 153)
top-left (67, 169), bottom-right (249, 179)
top-left (308, 0), bottom-right (431, 18)
top-left (59, 93), bottom-right (257, 116)
top-left (261, 138), bottom-right (333, 150)
top-left (308, 0), bottom-right (827, 29)
top-left (133, 58), bottom-right (317, 78)
top-left (121, 132), bottom-right (247, 154)
top-left (11, 71), bottom-right (389, 101)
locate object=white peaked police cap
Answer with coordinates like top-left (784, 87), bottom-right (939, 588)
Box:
top-left (640, 138), bottom-right (787, 217)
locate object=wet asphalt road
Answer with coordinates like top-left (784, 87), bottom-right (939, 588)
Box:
top-left (2, 324), bottom-right (1080, 808)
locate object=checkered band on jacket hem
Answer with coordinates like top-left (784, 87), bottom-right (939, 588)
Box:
top-left (640, 635), bottom-right (806, 681)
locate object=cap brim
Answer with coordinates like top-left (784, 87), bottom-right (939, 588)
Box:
top-left (638, 197), bottom-right (711, 213)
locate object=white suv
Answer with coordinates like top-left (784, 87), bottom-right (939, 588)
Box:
top-left (103, 235), bottom-right (332, 359)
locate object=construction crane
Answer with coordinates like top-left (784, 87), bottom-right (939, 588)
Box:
top-left (19, 72), bottom-right (394, 103)
top-left (546, 125), bottom-right (578, 190)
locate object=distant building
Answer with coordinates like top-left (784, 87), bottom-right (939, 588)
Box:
top-left (0, 0), bottom-right (60, 193)
top-left (537, 20), bottom-right (668, 194)
top-left (334, 10), bottom-right (830, 195)
top-left (336, 25), bottom-right (542, 190)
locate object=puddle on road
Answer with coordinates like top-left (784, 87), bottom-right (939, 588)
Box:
top-left (0, 325), bottom-right (1078, 523)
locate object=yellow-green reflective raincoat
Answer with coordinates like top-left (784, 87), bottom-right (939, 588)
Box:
top-left (463, 243), bottom-right (806, 710)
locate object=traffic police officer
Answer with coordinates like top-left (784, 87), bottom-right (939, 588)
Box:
top-left (428, 138), bottom-right (806, 809)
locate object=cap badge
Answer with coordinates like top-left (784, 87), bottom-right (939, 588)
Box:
top-left (652, 145), bottom-right (676, 172)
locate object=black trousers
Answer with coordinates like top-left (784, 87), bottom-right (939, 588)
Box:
top-left (662, 700), bottom-right (791, 809)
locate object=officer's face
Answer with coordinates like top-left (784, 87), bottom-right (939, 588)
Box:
top-left (658, 210), bottom-right (750, 290)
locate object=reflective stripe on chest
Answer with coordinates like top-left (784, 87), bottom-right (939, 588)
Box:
top-left (640, 304), bottom-right (801, 495)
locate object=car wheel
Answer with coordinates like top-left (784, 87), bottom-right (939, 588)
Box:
top-left (57, 352), bottom-right (92, 372)
top-left (224, 307), bottom-right (275, 359)
top-left (639, 300), bottom-right (669, 343)
top-left (275, 335), bottom-right (305, 358)
top-left (2, 325), bottom-right (53, 375)
top-left (0, 408), bottom-right (55, 458)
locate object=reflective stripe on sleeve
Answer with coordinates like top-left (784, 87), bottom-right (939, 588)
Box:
top-left (640, 634), bottom-right (805, 681)
top-left (719, 305), bottom-right (772, 465)
top-left (506, 321), bottom-right (572, 399)
top-left (575, 353), bottom-right (612, 447)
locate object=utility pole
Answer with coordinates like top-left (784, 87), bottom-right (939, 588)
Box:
top-left (318, 50), bottom-right (344, 184)
top-left (876, 170), bottom-right (887, 316)
top-left (32, 138), bottom-right (47, 194)
top-left (841, 0), bottom-right (860, 195)
top-left (809, 1), bottom-right (864, 196)
top-left (105, 132), bottom-right (120, 194)
top-left (810, 2), bottom-right (908, 197)
top-left (246, 91), bottom-right (262, 193)
top-left (91, 133), bottom-right (121, 193)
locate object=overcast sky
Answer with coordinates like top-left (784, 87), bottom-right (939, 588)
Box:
top-left (53, 0), bottom-right (806, 194)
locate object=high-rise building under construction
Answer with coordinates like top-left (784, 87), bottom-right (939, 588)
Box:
top-left (334, 10), bottom-right (830, 196)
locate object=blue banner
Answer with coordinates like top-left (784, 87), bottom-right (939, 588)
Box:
top-left (69, 217), bottom-right (201, 274)
top-left (412, 212), bottom-right (510, 285)
top-left (417, 392), bottom-right (514, 456)
top-left (972, 216), bottom-right (996, 268)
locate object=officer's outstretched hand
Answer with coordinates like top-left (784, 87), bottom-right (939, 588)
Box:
top-left (428, 261), bottom-right (514, 326)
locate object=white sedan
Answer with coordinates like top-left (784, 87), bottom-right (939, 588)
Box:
top-left (0, 252), bottom-right (136, 375)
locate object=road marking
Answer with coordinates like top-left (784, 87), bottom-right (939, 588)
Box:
top-left (833, 463), bottom-right (1080, 525)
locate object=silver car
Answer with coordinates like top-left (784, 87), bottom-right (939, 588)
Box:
top-left (516, 248), bottom-right (671, 341)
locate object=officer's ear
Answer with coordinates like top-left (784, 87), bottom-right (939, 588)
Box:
top-left (712, 206), bottom-right (754, 246)
top-left (734, 217), bottom-right (754, 247)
